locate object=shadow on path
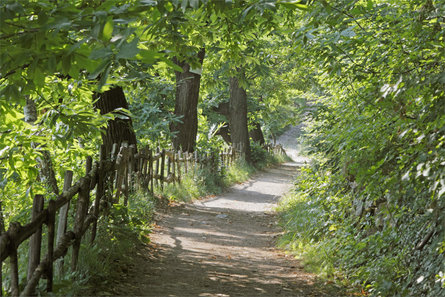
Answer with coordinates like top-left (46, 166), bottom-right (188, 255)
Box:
top-left (111, 164), bottom-right (345, 297)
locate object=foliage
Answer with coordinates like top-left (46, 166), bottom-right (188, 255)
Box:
top-left (127, 78), bottom-right (179, 147)
top-left (279, 0), bottom-right (445, 295)
top-left (223, 159), bottom-right (256, 187)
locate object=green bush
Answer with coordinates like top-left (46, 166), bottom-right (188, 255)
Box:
top-left (279, 163), bottom-right (445, 296)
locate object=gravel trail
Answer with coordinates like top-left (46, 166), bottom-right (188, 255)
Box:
top-left (110, 128), bottom-right (345, 296)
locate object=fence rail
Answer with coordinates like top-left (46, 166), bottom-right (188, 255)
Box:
top-left (0, 143), bottom-right (284, 296)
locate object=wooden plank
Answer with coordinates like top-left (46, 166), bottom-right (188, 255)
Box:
top-left (0, 201), bottom-right (5, 296)
top-left (46, 200), bottom-right (56, 292)
top-left (154, 148), bottom-right (160, 189)
top-left (0, 167), bottom-right (92, 262)
top-left (10, 248), bottom-right (19, 297)
top-left (8, 222), bottom-right (20, 297)
top-left (149, 149), bottom-right (154, 194)
top-left (21, 231), bottom-right (75, 297)
top-left (56, 171), bottom-right (73, 276)
top-left (123, 146), bottom-right (131, 206)
top-left (160, 149), bottom-right (165, 190)
top-left (166, 152), bottom-right (171, 184)
top-left (128, 144), bottom-right (136, 194)
top-left (176, 152), bottom-right (181, 183)
top-left (71, 158), bottom-right (92, 271)
top-left (194, 151), bottom-right (198, 170)
top-left (171, 152), bottom-right (175, 184)
top-left (108, 143), bottom-right (119, 205)
top-left (27, 195), bottom-right (44, 284)
top-left (114, 144), bottom-right (128, 204)
top-left (139, 147), bottom-right (148, 190)
top-left (90, 146), bottom-right (105, 244)
top-left (184, 151), bottom-right (188, 174)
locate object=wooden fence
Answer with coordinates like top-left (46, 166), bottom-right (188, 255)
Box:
top-left (0, 142), bottom-right (284, 296)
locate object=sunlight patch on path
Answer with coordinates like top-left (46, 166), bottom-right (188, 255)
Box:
top-left (276, 125), bottom-right (310, 164)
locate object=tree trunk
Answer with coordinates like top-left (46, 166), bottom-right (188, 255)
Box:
top-left (94, 86), bottom-right (137, 156)
top-left (170, 48), bottom-right (205, 152)
top-left (229, 73), bottom-right (251, 163)
top-left (216, 124), bottom-right (231, 145)
top-left (249, 122), bottom-right (265, 145)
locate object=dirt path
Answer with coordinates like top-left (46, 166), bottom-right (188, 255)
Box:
top-left (110, 157), bottom-right (345, 296)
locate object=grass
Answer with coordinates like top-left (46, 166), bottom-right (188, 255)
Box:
top-left (160, 148), bottom-right (287, 203)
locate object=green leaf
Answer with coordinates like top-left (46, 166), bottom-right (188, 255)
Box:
top-left (181, 0), bottom-right (188, 12)
top-left (136, 49), bottom-right (162, 64)
top-left (88, 59), bottom-right (111, 79)
top-left (116, 39), bottom-right (140, 60)
top-left (190, 0), bottom-right (200, 9)
top-left (47, 55), bottom-right (57, 72)
top-left (98, 63), bottom-right (112, 90)
top-left (103, 19), bottom-right (114, 41)
top-left (67, 39), bottom-right (88, 55)
top-left (62, 55), bottom-right (72, 74)
top-left (89, 47), bottom-right (113, 60)
top-left (140, 0), bottom-right (157, 6)
top-left (278, 0), bottom-right (308, 10)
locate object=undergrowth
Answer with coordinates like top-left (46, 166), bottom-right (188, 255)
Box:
top-left (50, 191), bottom-right (155, 296)
top-left (278, 165), bottom-right (445, 296)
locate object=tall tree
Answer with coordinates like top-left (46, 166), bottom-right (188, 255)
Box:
top-left (171, 48), bottom-right (205, 152)
top-left (229, 72), bottom-right (251, 162)
top-left (94, 87), bottom-right (137, 155)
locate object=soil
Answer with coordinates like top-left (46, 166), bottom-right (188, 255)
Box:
top-left (108, 127), bottom-right (348, 296)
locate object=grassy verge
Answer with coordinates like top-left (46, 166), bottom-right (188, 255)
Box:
top-left (277, 162), bottom-right (445, 296)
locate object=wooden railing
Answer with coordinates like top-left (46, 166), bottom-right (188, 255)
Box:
top-left (0, 143), bottom-right (284, 296)
top-left (265, 143), bottom-right (286, 156)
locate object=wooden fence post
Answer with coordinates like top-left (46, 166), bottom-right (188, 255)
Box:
top-left (0, 201), bottom-right (5, 297)
top-left (184, 151), bottom-right (188, 174)
top-left (91, 145), bottom-right (106, 245)
top-left (176, 152), bottom-right (181, 183)
top-left (139, 147), bottom-right (147, 191)
top-left (46, 199), bottom-right (56, 292)
top-left (123, 146), bottom-right (131, 206)
top-left (72, 157), bottom-right (92, 271)
top-left (231, 147), bottom-right (235, 164)
top-left (9, 222), bottom-right (20, 297)
top-left (160, 149), bottom-right (165, 191)
top-left (108, 143), bottom-right (119, 205)
top-left (220, 150), bottom-right (224, 170)
top-left (27, 195), bottom-right (44, 283)
top-left (56, 171), bottom-right (73, 276)
top-left (172, 152), bottom-right (176, 184)
top-left (166, 151), bottom-right (171, 184)
top-left (155, 148), bottom-right (160, 189)
top-left (128, 144), bottom-right (136, 194)
top-left (114, 144), bottom-right (127, 204)
top-left (148, 149), bottom-right (154, 194)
